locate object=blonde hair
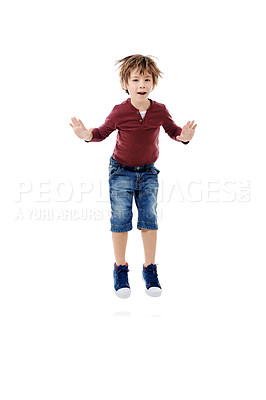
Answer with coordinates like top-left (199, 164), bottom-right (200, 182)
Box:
top-left (114, 54), bottom-right (163, 94)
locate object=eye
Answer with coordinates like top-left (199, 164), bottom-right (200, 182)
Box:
top-left (132, 78), bottom-right (151, 82)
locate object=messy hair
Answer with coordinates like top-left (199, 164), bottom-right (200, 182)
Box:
top-left (114, 54), bottom-right (163, 94)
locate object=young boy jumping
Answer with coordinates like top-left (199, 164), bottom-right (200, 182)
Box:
top-left (69, 54), bottom-right (197, 299)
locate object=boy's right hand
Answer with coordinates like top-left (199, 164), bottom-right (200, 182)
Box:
top-left (69, 117), bottom-right (93, 140)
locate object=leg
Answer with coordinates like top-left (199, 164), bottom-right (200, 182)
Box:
top-left (141, 228), bottom-right (162, 297)
top-left (112, 231), bottom-right (128, 266)
top-left (135, 171), bottom-right (159, 267)
top-left (141, 228), bottom-right (157, 267)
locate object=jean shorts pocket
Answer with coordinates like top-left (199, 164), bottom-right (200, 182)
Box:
top-left (109, 164), bottom-right (121, 177)
top-left (151, 166), bottom-right (160, 174)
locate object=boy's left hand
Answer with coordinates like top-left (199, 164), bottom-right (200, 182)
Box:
top-left (176, 120), bottom-right (197, 142)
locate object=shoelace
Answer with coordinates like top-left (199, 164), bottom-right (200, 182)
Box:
top-left (144, 264), bottom-right (159, 284)
top-left (115, 265), bottom-right (129, 283)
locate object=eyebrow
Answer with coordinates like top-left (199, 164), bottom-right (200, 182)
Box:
top-left (132, 75), bottom-right (152, 78)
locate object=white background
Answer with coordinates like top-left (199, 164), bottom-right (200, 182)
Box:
top-left (1, 0), bottom-right (265, 399)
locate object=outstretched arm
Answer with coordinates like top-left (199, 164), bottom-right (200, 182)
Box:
top-left (69, 105), bottom-right (118, 143)
top-left (162, 106), bottom-right (195, 144)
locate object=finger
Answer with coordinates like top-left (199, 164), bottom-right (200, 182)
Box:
top-left (78, 119), bottom-right (85, 128)
top-left (189, 120), bottom-right (195, 128)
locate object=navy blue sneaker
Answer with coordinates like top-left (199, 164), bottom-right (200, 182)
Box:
top-left (113, 262), bottom-right (131, 298)
top-left (142, 264), bottom-right (162, 297)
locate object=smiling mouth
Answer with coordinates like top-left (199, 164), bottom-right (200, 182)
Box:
top-left (137, 92), bottom-right (147, 95)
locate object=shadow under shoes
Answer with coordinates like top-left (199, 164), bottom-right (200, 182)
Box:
top-left (113, 262), bottom-right (131, 298)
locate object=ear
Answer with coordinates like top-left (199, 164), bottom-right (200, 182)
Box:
top-left (122, 81), bottom-right (128, 91)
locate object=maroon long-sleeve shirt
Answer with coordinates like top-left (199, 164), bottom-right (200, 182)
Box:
top-left (85, 97), bottom-right (189, 167)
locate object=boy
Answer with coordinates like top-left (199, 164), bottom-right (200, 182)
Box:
top-left (69, 54), bottom-right (197, 299)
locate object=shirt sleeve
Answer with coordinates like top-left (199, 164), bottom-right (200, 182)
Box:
top-left (162, 105), bottom-right (189, 145)
top-left (84, 106), bottom-right (118, 143)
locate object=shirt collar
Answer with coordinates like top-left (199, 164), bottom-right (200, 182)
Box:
top-left (127, 97), bottom-right (153, 112)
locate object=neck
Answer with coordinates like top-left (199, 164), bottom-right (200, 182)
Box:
top-left (130, 98), bottom-right (151, 111)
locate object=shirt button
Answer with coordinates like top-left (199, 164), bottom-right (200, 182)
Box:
top-left (139, 119), bottom-right (143, 122)
top-left (136, 111), bottom-right (139, 114)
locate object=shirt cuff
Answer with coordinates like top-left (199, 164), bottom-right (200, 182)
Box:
top-left (176, 138), bottom-right (190, 144)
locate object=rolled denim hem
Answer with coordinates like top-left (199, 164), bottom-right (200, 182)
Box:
top-left (111, 224), bottom-right (133, 233)
top-left (137, 222), bottom-right (158, 230)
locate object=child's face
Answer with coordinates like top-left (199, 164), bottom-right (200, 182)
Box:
top-left (124, 68), bottom-right (154, 103)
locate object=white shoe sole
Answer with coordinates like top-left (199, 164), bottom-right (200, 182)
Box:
top-left (145, 287), bottom-right (162, 297)
top-left (115, 287), bottom-right (131, 298)
top-left (142, 275), bottom-right (162, 297)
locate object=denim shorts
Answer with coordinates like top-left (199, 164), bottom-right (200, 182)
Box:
top-left (108, 156), bottom-right (160, 232)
